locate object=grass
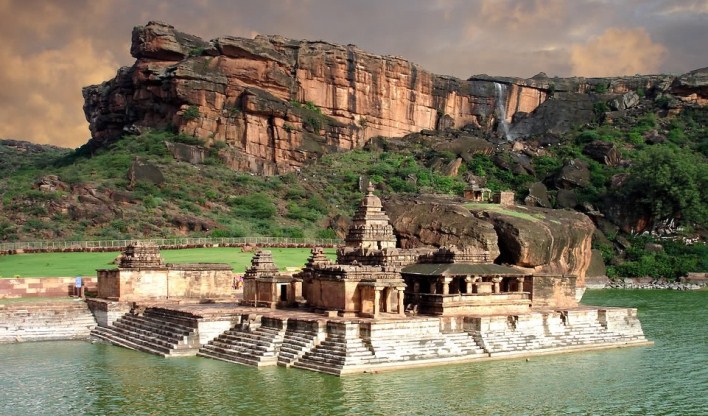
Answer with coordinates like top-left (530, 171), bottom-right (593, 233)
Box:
top-left (0, 247), bottom-right (336, 278)
top-left (464, 203), bottom-right (543, 222)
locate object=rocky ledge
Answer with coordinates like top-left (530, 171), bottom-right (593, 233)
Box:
top-left (383, 195), bottom-right (594, 286)
top-left (83, 21), bottom-right (706, 175)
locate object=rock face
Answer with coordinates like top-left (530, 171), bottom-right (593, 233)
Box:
top-left (670, 67), bottom-right (708, 105)
top-left (383, 196), bottom-right (500, 260)
top-left (80, 22), bottom-right (546, 175)
top-left (490, 207), bottom-right (595, 286)
top-left (384, 196), bottom-right (595, 286)
top-left (84, 22), bottom-right (706, 176)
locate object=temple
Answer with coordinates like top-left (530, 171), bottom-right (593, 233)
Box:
top-left (243, 183), bottom-right (577, 317)
top-left (96, 241), bottom-right (235, 301)
top-left (91, 184), bottom-right (652, 376)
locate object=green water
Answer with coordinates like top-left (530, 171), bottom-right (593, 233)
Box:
top-left (1, 290), bottom-right (706, 415)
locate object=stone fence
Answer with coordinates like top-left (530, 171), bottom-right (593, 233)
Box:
top-left (0, 237), bottom-right (343, 255)
top-left (0, 277), bottom-right (98, 299)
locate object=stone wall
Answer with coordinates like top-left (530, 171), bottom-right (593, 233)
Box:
top-left (96, 264), bottom-right (235, 301)
top-left (0, 300), bottom-right (97, 342)
top-left (0, 277), bottom-right (97, 299)
top-left (531, 275), bottom-right (578, 308)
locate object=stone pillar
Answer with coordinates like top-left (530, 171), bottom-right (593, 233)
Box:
top-left (516, 277), bottom-right (525, 293)
top-left (373, 289), bottom-right (381, 318)
top-left (491, 276), bottom-right (503, 294)
top-left (383, 288), bottom-right (392, 313)
top-left (465, 276), bottom-right (474, 294)
top-left (397, 289), bottom-right (405, 316)
top-left (442, 277), bottom-right (452, 295)
top-left (471, 276), bottom-right (481, 293)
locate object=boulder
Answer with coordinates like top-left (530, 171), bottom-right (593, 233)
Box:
top-left (586, 249), bottom-right (607, 278)
top-left (524, 182), bottom-right (552, 208)
top-left (165, 141), bottom-right (207, 164)
top-left (556, 189), bottom-right (578, 209)
top-left (383, 196), bottom-right (500, 259)
top-left (384, 195), bottom-right (595, 286)
top-left (493, 152), bottom-right (534, 176)
top-left (128, 158), bottom-right (165, 187)
top-left (171, 215), bottom-right (216, 232)
top-left (489, 207), bottom-right (595, 286)
top-left (130, 21), bottom-right (208, 61)
top-left (608, 91), bottom-right (640, 111)
top-left (670, 67), bottom-right (708, 105)
top-left (555, 159), bottom-right (590, 189)
top-left (583, 141), bottom-right (621, 166)
top-left (443, 158), bottom-right (463, 177)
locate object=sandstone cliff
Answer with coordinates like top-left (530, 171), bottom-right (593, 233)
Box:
top-left (84, 22), bottom-right (705, 176)
top-left (384, 196), bottom-right (594, 286)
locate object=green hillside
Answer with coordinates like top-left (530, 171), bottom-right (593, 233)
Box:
top-left (1, 99), bottom-right (706, 279)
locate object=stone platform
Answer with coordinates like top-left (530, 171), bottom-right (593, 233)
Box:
top-left (90, 302), bottom-right (653, 375)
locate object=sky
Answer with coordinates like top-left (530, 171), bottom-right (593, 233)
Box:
top-left (1, 0), bottom-right (706, 148)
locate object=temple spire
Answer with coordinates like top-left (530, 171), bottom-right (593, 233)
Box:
top-left (344, 182), bottom-right (397, 250)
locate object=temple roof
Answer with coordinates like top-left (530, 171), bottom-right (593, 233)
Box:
top-left (401, 263), bottom-right (529, 276)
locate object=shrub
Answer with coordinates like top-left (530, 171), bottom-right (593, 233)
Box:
top-left (182, 106), bottom-right (201, 121)
top-left (286, 202), bottom-right (319, 222)
top-left (316, 228), bottom-right (338, 239)
top-left (280, 227), bottom-right (304, 238)
top-left (211, 226), bottom-right (246, 238)
top-left (533, 156), bottom-right (563, 179)
top-left (304, 115), bottom-right (322, 132)
top-left (593, 83), bottom-right (608, 94)
top-left (576, 130), bottom-right (601, 144)
top-left (228, 193), bottom-right (276, 219)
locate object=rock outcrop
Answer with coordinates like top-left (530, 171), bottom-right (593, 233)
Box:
top-left (384, 196), bottom-right (595, 286)
top-left (84, 22), bottom-right (706, 176)
top-left (384, 196), bottom-right (500, 260)
top-left (84, 22), bottom-right (545, 175)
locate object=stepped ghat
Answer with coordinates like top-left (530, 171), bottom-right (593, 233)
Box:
top-left (0, 300), bottom-right (97, 343)
top-left (88, 185), bottom-right (652, 375)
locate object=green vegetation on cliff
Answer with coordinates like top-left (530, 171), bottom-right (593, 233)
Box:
top-left (1, 98), bottom-right (706, 279)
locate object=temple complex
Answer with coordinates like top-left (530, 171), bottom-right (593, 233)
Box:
top-left (96, 241), bottom-right (235, 301)
top-left (90, 184), bottom-right (652, 376)
top-left (243, 183), bottom-right (577, 317)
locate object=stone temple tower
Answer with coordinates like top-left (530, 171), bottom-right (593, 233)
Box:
top-left (344, 183), bottom-right (397, 250)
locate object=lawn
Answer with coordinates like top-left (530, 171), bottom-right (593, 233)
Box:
top-left (0, 247), bottom-right (336, 278)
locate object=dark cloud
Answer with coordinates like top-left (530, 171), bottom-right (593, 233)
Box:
top-left (0, 0), bottom-right (705, 147)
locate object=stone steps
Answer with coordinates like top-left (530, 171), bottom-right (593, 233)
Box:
top-left (277, 330), bottom-right (320, 367)
top-left (0, 301), bottom-right (97, 343)
top-left (198, 325), bottom-right (286, 367)
top-left (471, 319), bottom-right (645, 353)
top-left (90, 309), bottom-right (200, 357)
top-left (106, 321), bottom-right (193, 351)
top-left (294, 335), bottom-right (375, 372)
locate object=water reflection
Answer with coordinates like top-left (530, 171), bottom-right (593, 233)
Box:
top-left (0, 290), bottom-right (706, 415)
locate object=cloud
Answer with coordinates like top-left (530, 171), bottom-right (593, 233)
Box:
top-left (570, 27), bottom-right (667, 77)
top-left (0, 37), bottom-right (119, 147)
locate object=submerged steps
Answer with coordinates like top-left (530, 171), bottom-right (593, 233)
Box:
top-left (90, 307), bottom-right (200, 357)
top-left (83, 304), bottom-right (650, 376)
top-left (0, 300), bottom-right (97, 343)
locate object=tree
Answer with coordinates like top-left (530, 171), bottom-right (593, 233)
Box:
top-left (620, 146), bottom-right (708, 228)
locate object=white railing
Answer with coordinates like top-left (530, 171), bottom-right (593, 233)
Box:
top-left (0, 236), bottom-right (343, 252)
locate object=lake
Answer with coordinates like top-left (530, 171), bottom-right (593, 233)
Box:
top-left (0, 290), bottom-right (705, 415)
